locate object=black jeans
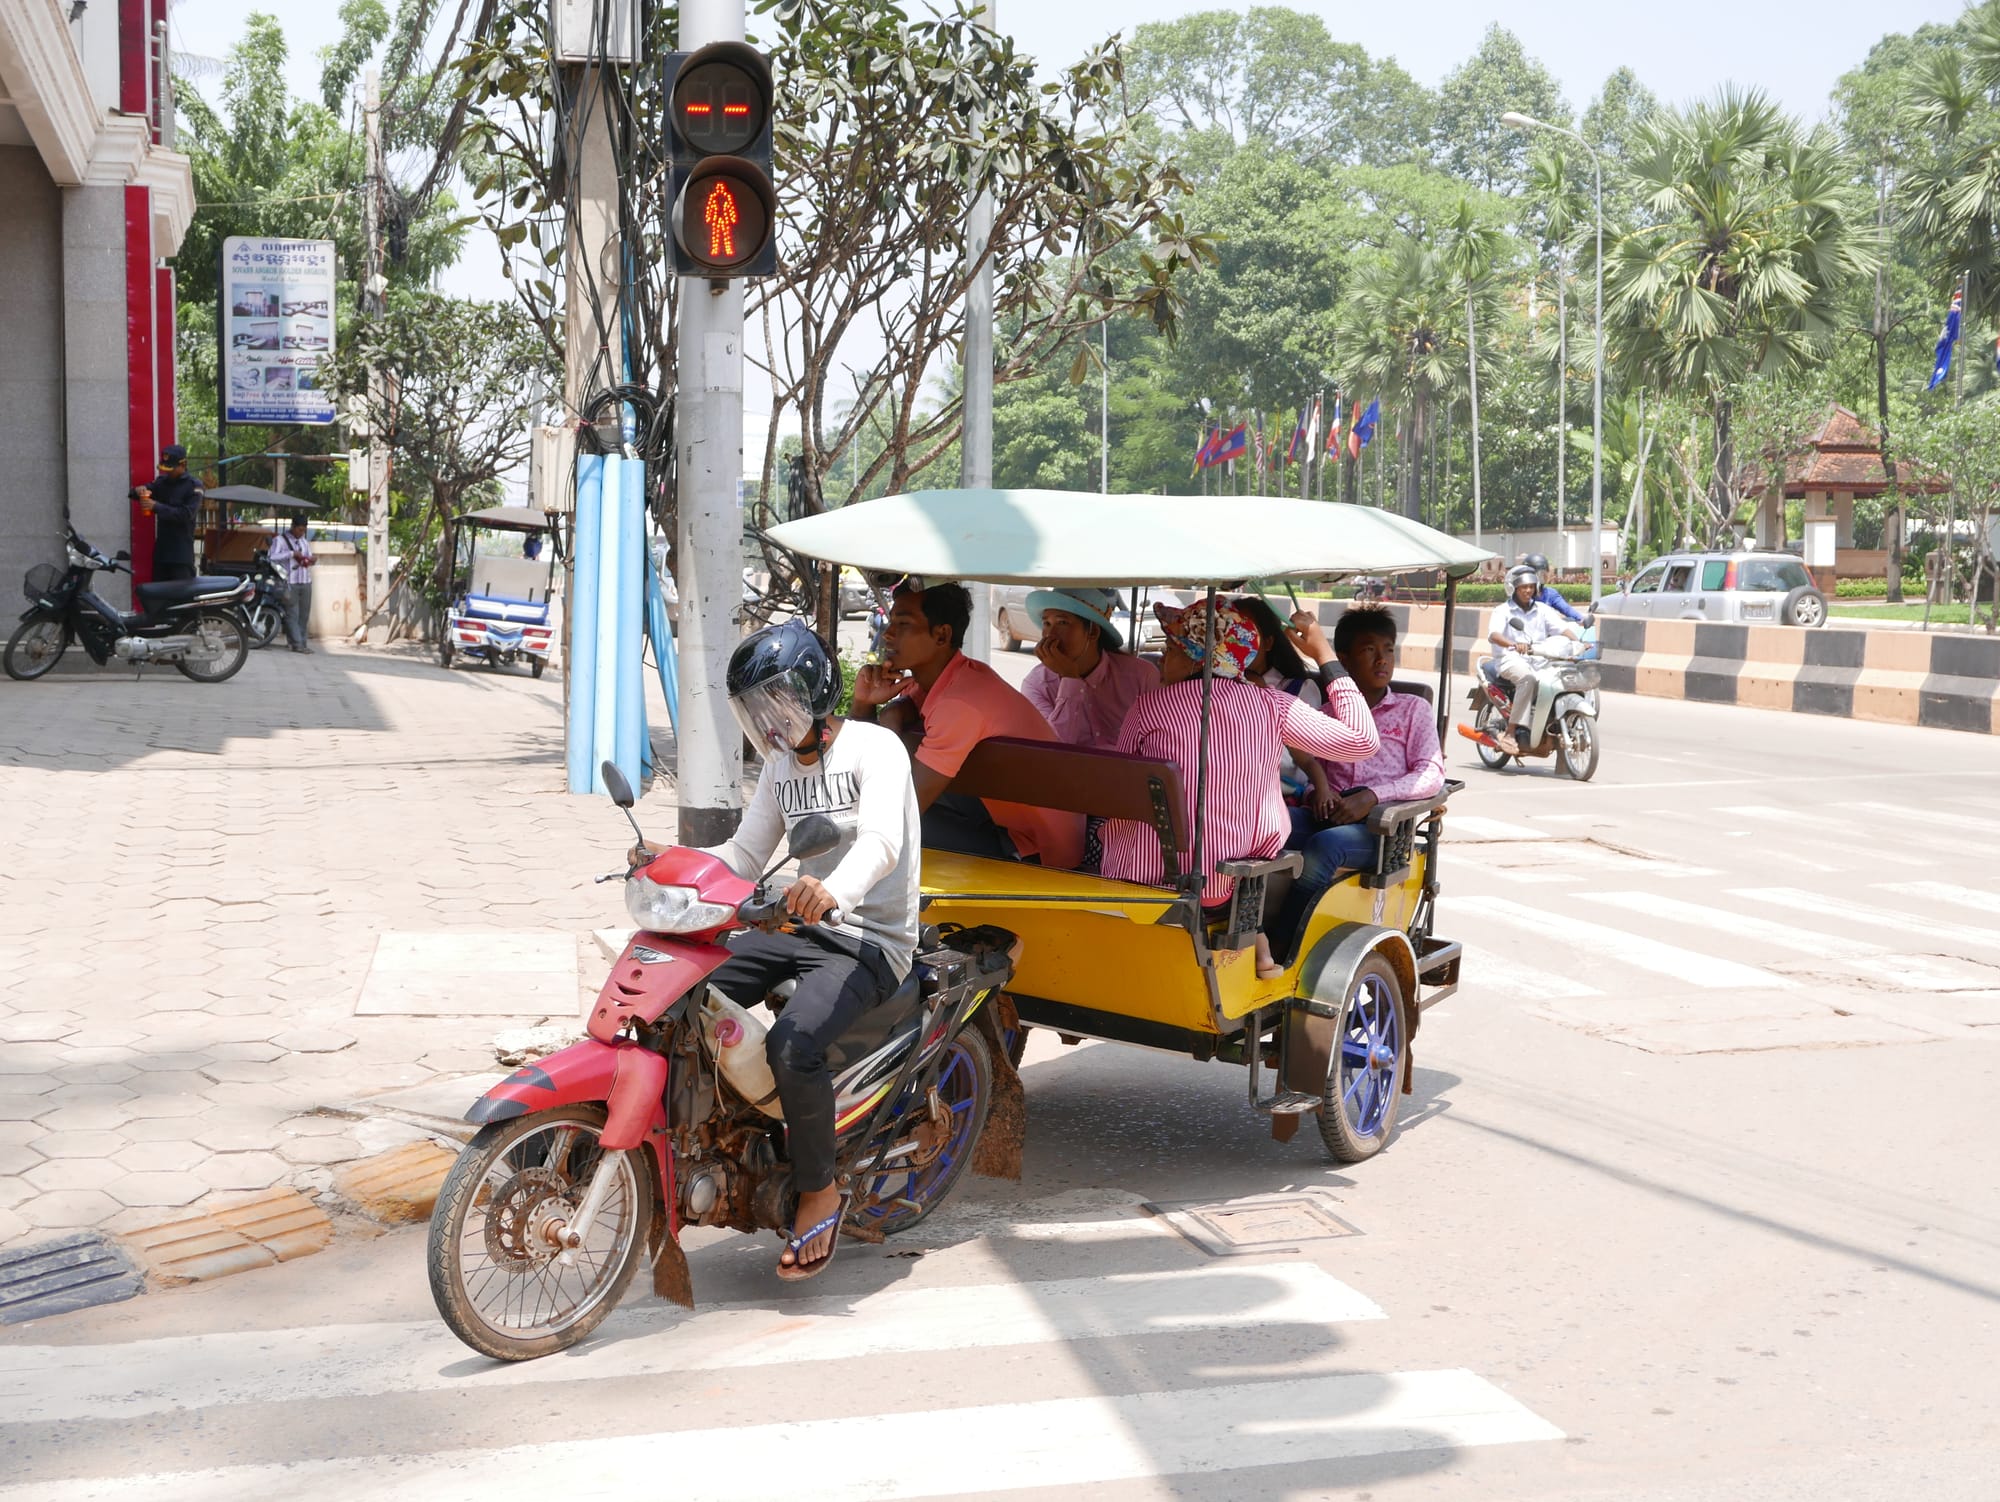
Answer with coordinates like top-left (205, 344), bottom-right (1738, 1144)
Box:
top-left (707, 927), bottom-right (897, 1191)
top-left (922, 793), bottom-right (1020, 861)
top-left (153, 559), bottom-right (195, 582)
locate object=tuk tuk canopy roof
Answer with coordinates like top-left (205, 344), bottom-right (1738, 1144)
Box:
top-left (765, 489), bottom-right (1495, 585)
top-left (207, 485), bottom-right (325, 515)
top-left (457, 505), bottom-right (552, 534)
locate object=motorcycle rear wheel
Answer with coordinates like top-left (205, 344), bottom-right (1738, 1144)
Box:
top-left (427, 1105), bottom-right (654, 1362)
top-left (1472, 702), bottom-right (1514, 770)
top-left (1557, 712), bottom-right (1600, 781)
top-left (849, 1027), bottom-right (992, 1237)
top-left (245, 600), bottom-right (282, 649)
top-left (3, 616), bottom-right (69, 680)
top-left (176, 612), bottom-right (249, 683)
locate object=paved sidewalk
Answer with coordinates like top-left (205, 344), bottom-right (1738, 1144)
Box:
top-left (0, 644), bottom-right (681, 1257)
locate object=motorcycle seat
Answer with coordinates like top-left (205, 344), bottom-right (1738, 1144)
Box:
top-left (824, 965), bottom-right (928, 1071)
top-left (136, 576), bottom-right (245, 611)
top-left (1477, 659), bottom-right (1501, 684)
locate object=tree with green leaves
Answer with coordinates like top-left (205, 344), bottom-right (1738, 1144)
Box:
top-left (1431, 25), bottom-right (1569, 196)
top-left (1439, 196), bottom-right (1515, 541)
top-left (1606, 89), bottom-right (1876, 532)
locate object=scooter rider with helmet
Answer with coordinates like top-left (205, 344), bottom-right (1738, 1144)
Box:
top-left (697, 620), bottom-right (922, 1281)
top-left (1518, 552), bottom-right (1589, 624)
top-left (1487, 565), bottom-right (1584, 756)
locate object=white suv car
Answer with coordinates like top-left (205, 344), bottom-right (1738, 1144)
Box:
top-left (1596, 551), bottom-right (1828, 628)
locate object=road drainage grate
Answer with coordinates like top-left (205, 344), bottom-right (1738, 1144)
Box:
top-left (1144, 1191), bottom-right (1359, 1257)
top-left (0, 1231), bottom-right (145, 1325)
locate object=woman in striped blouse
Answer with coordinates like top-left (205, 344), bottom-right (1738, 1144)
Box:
top-left (1098, 600), bottom-right (1380, 973)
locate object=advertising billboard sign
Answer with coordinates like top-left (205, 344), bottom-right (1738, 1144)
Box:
top-left (222, 236), bottom-right (337, 425)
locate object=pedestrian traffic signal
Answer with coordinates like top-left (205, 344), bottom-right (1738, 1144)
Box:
top-left (665, 43), bottom-right (776, 278)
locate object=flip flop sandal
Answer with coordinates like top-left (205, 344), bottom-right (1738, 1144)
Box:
top-left (776, 1205), bottom-right (846, 1282)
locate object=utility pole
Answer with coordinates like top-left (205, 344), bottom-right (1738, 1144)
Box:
top-left (1467, 292), bottom-right (1483, 549)
top-left (673, 0), bottom-right (746, 843)
top-left (362, 68), bottom-right (391, 643)
top-left (959, 0), bottom-right (996, 661)
top-left (1556, 253), bottom-right (1567, 555)
top-left (1099, 320), bottom-right (1109, 492)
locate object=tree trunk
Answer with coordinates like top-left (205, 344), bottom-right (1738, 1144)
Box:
top-left (1467, 293), bottom-right (1483, 547)
top-left (1400, 398), bottom-right (1427, 520)
top-left (1874, 167), bottom-right (1904, 604)
top-left (1710, 398), bottom-right (1735, 536)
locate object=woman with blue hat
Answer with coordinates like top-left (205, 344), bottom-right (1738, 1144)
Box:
top-left (1021, 586), bottom-right (1159, 750)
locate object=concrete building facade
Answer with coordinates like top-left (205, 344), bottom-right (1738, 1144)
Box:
top-left (0, 0), bottom-right (193, 598)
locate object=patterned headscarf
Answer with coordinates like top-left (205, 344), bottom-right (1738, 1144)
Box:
top-left (1155, 600), bottom-right (1259, 680)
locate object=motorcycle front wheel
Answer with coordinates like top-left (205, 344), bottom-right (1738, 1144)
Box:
top-left (427, 1105), bottom-right (655, 1362)
top-left (176, 612), bottom-right (249, 683)
top-left (1557, 712), bottom-right (1600, 781)
top-left (245, 599), bottom-right (282, 649)
top-left (849, 1027), bottom-right (993, 1238)
top-left (3, 615), bottom-right (69, 680)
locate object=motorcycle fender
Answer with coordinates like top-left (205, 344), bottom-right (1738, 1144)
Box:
top-left (586, 932), bottom-right (735, 1042)
top-left (1553, 692), bottom-right (1597, 719)
top-left (1281, 923), bottom-right (1419, 1100)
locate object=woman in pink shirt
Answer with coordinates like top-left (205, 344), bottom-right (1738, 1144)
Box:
top-left (1020, 587), bottom-right (1159, 749)
top-left (1098, 600), bottom-right (1379, 972)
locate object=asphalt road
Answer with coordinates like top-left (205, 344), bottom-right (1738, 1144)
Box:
top-left (5, 686), bottom-right (1999, 1500)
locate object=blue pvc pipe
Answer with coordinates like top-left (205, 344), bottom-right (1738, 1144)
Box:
top-left (591, 454), bottom-right (623, 794)
top-left (613, 458), bottom-right (646, 791)
top-left (565, 454), bottom-right (605, 794)
top-left (645, 544), bottom-right (680, 733)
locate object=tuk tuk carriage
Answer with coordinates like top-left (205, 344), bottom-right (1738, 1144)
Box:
top-left (767, 489), bottom-right (1493, 1163)
top-left (439, 505), bottom-right (558, 677)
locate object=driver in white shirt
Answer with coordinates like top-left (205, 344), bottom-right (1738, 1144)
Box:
top-left (1486, 565), bottom-right (1583, 755)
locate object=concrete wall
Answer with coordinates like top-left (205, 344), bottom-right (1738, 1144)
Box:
top-left (0, 146), bottom-right (67, 599)
top-left (61, 183), bottom-right (132, 553)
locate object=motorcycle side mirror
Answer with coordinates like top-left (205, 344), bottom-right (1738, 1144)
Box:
top-left (114, 550), bottom-right (131, 562)
top-left (788, 813), bottom-right (840, 863)
top-left (600, 760), bottom-right (635, 809)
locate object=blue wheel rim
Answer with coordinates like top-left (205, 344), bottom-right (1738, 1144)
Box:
top-left (855, 1037), bottom-right (980, 1226)
top-left (1336, 973), bottom-right (1400, 1139)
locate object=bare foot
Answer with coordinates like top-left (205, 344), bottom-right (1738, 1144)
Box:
top-left (779, 1182), bottom-right (843, 1275)
top-left (1254, 935), bottom-right (1285, 980)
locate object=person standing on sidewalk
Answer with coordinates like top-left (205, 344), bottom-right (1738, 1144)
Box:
top-left (130, 445), bottom-right (204, 582)
top-left (269, 517), bottom-right (317, 653)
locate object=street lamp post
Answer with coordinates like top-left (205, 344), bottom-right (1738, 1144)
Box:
top-left (1502, 111), bottom-right (1603, 609)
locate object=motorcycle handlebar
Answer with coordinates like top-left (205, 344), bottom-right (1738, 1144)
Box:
top-left (738, 887), bottom-right (841, 929)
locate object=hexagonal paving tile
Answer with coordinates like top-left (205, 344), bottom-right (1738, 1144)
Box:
top-left (132, 1051), bottom-right (218, 1074)
top-left (25, 1130), bottom-right (127, 1160)
top-left (54, 1061), bottom-right (142, 1087)
top-left (275, 1135), bottom-right (363, 1166)
top-left (43, 1082), bottom-right (137, 1108)
top-left (24, 1156), bottom-right (126, 1192)
top-left (34, 1103), bottom-right (138, 1132)
top-left (0, 1014), bottom-right (79, 1043)
top-left (119, 1092), bottom-right (209, 1121)
top-left (0, 1043), bottom-right (67, 1075)
top-left (114, 1139), bottom-right (201, 1173)
top-left (272, 1028), bottom-right (357, 1054)
top-left (276, 1113), bottom-right (358, 1137)
top-left (209, 1040), bottom-right (285, 1063)
top-left (190, 1119), bottom-right (284, 1152)
top-left (194, 1151), bottom-right (289, 1192)
top-left (103, 1171), bottom-right (210, 1209)
top-left (0, 1143), bottom-right (44, 1177)
top-left (198, 1059), bottom-right (283, 1085)
top-left (20, 1188), bottom-right (121, 1230)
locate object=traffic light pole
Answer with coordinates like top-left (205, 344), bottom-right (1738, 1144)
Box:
top-left (674, 0), bottom-right (748, 846)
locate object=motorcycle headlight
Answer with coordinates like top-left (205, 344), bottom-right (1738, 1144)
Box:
top-left (624, 875), bottom-right (735, 934)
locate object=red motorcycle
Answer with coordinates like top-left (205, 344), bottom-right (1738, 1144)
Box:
top-left (426, 762), bottom-right (1020, 1361)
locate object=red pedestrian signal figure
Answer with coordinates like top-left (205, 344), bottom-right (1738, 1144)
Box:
top-left (705, 180), bottom-right (740, 262)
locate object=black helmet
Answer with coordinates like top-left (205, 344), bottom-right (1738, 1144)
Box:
top-left (1522, 552), bottom-right (1550, 573)
top-left (725, 620), bottom-right (842, 753)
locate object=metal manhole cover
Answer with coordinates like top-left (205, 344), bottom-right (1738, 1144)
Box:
top-left (1144, 1191), bottom-right (1359, 1257)
top-left (0, 1231), bottom-right (145, 1325)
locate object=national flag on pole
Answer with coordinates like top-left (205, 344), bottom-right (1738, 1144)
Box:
top-left (1928, 288), bottom-right (1963, 392)
top-left (1213, 423), bottom-right (1247, 464)
top-left (1346, 398), bottom-right (1380, 460)
top-left (1324, 395), bottom-right (1344, 456)
top-left (1192, 426), bottom-right (1220, 475)
top-left (1287, 402), bottom-right (1311, 464)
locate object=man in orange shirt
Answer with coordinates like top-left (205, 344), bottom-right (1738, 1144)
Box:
top-left (850, 580), bottom-right (1084, 868)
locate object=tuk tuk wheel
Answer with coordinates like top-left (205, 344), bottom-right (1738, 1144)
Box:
top-left (439, 638), bottom-right (455, 669)
top-left (1317, 954), bottom-right (1407, 1164)
top-left (531, 657), bottom-right (546, 680)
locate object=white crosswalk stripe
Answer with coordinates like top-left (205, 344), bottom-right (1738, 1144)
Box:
top-left (0, 1369), bottom-right (1561, 1502)
top-left (1461, 945), bottom-right (1601, 998)
top-left (1443, 814), bottom-right (1552, 841)
top-left (1577, 892), bottom-right (1888, 958)
top-left (1732, 888), bottom-right (2000, 953)
top-left (1455, 895), bottom-right (1790, 991)
top-left (1838, 800), bottom-right (2000, 839)
top-left (1877, 880), bottom-right (2000, 919)
top-left (0, 1223), bottom-right (1562, 1499)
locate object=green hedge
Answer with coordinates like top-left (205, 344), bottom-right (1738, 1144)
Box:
top-left (1834, 577), bottom-right (1923, 599)
top-left (1451, 582), bottom-right (1595, 605)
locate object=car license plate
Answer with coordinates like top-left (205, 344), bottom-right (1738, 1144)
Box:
top-left (1741, 603), bottom-right (1772, 619)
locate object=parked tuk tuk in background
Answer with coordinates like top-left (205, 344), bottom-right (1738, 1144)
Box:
top-left (439, 505), bottom-right (559, 677)
top-left (768, 489), bottom-right (1493, 1165)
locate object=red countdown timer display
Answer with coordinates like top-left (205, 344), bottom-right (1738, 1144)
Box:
top-left (676, 163), bottom-right (772, 272)
top-left (671, 57), bottom-right (766, 154)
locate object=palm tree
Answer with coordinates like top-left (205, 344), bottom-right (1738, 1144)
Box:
top-left (1336, 237), bottom-right (1460, 521)
top-left (1900, 7), bottom-right (2000, 320)
top-left (1528, 144), bottom-right (1591, 535)
top-left (1606, 88), bottom-right (1876, 523)
top-left (1439, 197), bottom-right (1513, 547)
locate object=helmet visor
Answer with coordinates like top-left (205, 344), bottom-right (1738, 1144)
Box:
top-left (729, 671), bottom-right (817, 753)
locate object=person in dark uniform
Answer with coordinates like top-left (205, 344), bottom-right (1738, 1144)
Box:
top-left (132, 445), bottom-right (203, 582)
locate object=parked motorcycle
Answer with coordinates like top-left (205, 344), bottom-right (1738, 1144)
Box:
top-left (3, 529), bottom-right (253, 683)
top-left (1457, 637), bottom-right (1602, 780)
top-left (234, 551), bottom-right (287, 650)
top-left (426, 762), bottom-right (1020, 1361)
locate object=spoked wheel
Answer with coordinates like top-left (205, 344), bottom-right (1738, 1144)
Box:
top-left (175, 612), bottom-right (249, 683)
top-left (1473, 702), bottom-right (1514, 770)
top-left (849, 1028), bottom-right (992, 1237)
top-left (245, 600), bottom-right (282, 650)
top-left (1317, 954), bottom-right (1407, 1164)
top-left (3, 617), bottom-right (69, 680)
top-left (427, 1106), bottom-right (654, 1362)
top-left (1556, 712), bottom-right (1600, 781)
